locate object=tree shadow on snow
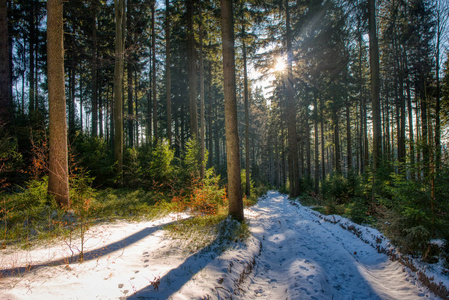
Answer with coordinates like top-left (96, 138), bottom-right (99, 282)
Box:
top-left (127, 223), bottom-right (237, 300)
top-left (0, 217), bottom-right (191, 278)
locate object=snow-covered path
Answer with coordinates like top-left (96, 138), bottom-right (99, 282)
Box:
top-left (0, 191), bottom-right (443, 299)
top-left (238, 191), bottom-right (431, 299)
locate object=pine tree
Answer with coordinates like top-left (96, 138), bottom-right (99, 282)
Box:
top-left (47, 0), bottom-right (69, 207)
top-left (221, 0), bottom-right (243, 222)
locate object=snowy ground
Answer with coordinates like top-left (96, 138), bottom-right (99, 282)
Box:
top-left (0, 191), bottom-right (447, 299)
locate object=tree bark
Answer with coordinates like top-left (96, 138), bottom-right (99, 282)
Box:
top-left (242, 24), bottom-right (251, 197)
top-left (28, 1), bottom-right (36, 113)
top-left (199, 1), bottom-right (205, 179)
top-left (368, 0), bottom-right (382, 172)
top-left (187, 0), bottom-right (198, 138)
top-left (0, 0), bottom-right (12, 129)
top-left (47, 0), bottom-right (69, 207)
top-left (114, 0), bottom-right (126, 179)
top-left (91, 1), bottom-right (98, 137)
top-left (152, 1), bottom-right (158, 144)
top-left (127, 0), bottom-right (134, 147)
top-left (221, 0), bottom-right (243, 222)
top-left (285, 0), bottom-right (299, 197)
top-left (165, 0), bottom-right (172, 145)
top-left (314, 91), bottom-right (319, 194)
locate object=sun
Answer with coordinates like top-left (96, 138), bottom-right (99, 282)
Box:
top-left (274, 57), bottom-right (286, 72)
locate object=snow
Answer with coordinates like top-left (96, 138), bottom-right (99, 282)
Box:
top-left (1, 191), bottom-right (447, 299)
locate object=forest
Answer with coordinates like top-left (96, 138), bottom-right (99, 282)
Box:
top-left (1, 0), bottom-right (449, 287)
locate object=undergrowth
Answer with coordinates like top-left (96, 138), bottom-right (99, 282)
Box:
top-left (292, 165), bottom-right (449, 269)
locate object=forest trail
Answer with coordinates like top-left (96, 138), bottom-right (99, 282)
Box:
top-left (237, 191), bottom-right (432, 299)
top-left (0, 191), bottom-right (440, 299)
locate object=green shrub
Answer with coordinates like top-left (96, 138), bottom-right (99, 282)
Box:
top-left (146, 139), bottom-right (176, 185)
top-left (380, 173), bottom-right (438, 254)
top-left (72, 135), bottom-right (114, 187)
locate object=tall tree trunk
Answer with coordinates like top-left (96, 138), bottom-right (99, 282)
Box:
top-left (221, 0), bottom-right (243, 222)
top-left (199, 1), bottom-right (206, 179)
top-left (285, 0), bottom-right (299, 197)
top-left (127, 63), bottom-right (134, 146)
top-left (346, 96), bottom-right (352, 173)
top-left (186, 0), bottom-right (198, 138)
top-left (69, 67), bottom-right (76, 135)
top-left (320, 92), bottom-right (325, 179)
top-left (207, 61), bottom-right (213, 168)
top-left (152, 1), bottom-right (158, 144)
top-left (114, 0), bottom-right (126, 180)
top-left (127, 0), bottom-right (134, 147)
top-left (421, 77), bottom-right (429, 177)
top-left (305, 104), bottom-right (311, 179)
top-left (165, 0), bottom-right (172, 145)
top-left (333, 105), bottom-right (341, 174)
top-left (91, 1), bottom-right (98, 137)
top-left (47, 0), bottom-right (69, 207)
top-left (368, 0), bottom-right (382, 172)
top-left (214, 99), bottom-right (220, 172)
top-left (29, 1), bottom-right (36, 113)
top-left (0, 0), bottom-right (12, 129)
top-left (314, 92), bottom-right (319, 194)
top-left (80, 74), bottom-right (83, 131)
top-left (435, 7), bottom-right (443, 171)
top-left (242, 24), bottom-right (251, 197)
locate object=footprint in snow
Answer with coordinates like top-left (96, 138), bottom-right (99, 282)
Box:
top-left (300, 287), bottom-right (311, 295)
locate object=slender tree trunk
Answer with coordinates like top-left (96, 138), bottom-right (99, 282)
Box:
top-left (80, 74), bottom-right (83, 131)
top-left (47, 0), bottom-right (69, 207)
top-left (127, 62), bottom-right (134, 146)
top-left (333, 105), bottom-right (341, 174)
top-left (199, 1), bottom-right (206, 179)
top-left (242, 24), bottom-right (251, 197)
top-left (29, 2), bottom-right (36, 113)
top-left (152, 2), bottom-right (158, 144)
top-left (127, 0), bottom-right (134, 147)
top-left (435, 9), bottom-right (442, 171)
top-left (368, 0), bottom-right (382, 172)
top-left (285, 0), bottom-right (299, 197)
top-left (314, 92), bottom-right (319, 194)
top-left (91, 1), bottom-right (98, 137)
top-left (0, 0), bottom-right (12, 129)
top-left (187, 0), bottom-right (198, 138)
top-left (346, 96), bottom-right (352, 173)
top-left (165, 0), bottom-right (172, 145)
top-left (320, 93), bottom-right (325, 179)
top-left (69, 67), bottom-right (75, 135)
top-left (221, 0), bottom-right (243, 222)
top-left (114, 0), bottom-right (126, 179)
top-left (207, 61), bottom-right (213, 168)
top-left (421, 78), bottom-right (429, 177)
top-left (215, 99), bottom-right (220, 172)
top-left (305, 104), bottom-right (311, 179)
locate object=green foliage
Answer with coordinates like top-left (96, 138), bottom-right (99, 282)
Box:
top-left (322, 173), bottom-right (360, 205)
top-left (0, 134), bottom-right (24, 189)
top-left (0, 173), bottom-right (177, 247)
top-left (183, 138), bottom-right (208, 179)
top-left (379, 170), bottom-right (449, 255)
top-left (146, 139), bottom-right (176, 184)
top-left (72, 134), bottom-right (114, 187)
top-left (240, 169), bottom-right (254, 197)
top-left (123, 147), bottom-right (144, 188)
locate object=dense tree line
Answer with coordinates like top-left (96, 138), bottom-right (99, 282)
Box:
top-left (1, 0), bottom-right (449, 254)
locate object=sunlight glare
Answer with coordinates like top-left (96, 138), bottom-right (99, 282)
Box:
top-left (274, 57), bottom-right (286, 72)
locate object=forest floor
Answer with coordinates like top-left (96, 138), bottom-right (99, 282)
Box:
top-left (0, 191), bottom-right (447, 299)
